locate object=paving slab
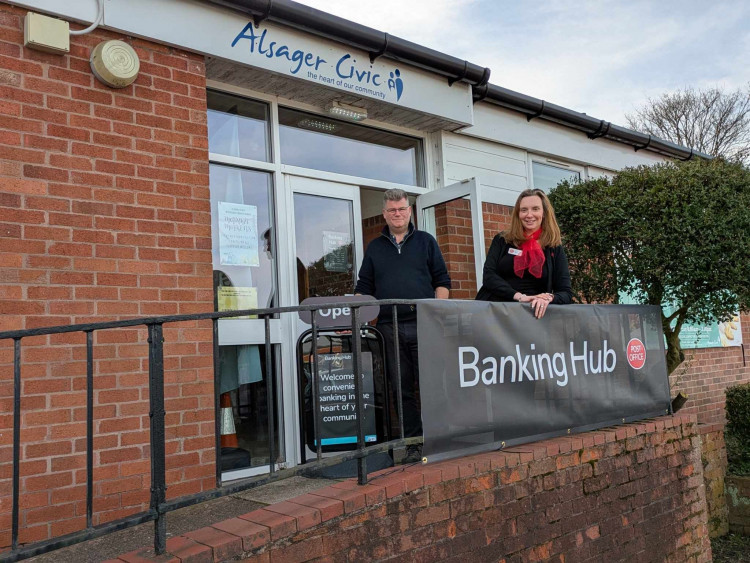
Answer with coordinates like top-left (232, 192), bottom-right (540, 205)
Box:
top-left (27, 476), bottom-right (337, 563)
top-left (234, 475), bottom-right (343, 505)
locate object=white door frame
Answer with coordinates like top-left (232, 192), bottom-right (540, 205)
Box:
top-left (416, 177), bottom-right (485, 292)
top-left (281, 174), bottom-right (364, 467)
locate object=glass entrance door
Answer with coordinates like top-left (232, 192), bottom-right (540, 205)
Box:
top-left (289, 177), bottom-right (363, 307)
top-left (287, 176), bottom-right (364, 463)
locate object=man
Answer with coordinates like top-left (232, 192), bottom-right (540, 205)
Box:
top-left (355, 189), bottom-right (451, 463)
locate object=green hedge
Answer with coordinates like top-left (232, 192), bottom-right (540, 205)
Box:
top-left (725, 383), bottom-right (750, 476)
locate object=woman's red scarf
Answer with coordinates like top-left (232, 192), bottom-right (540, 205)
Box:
top-left (514, 229), bottom-right (545, 278)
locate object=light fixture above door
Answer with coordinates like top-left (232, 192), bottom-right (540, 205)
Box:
top-left (326, 101), bottom-right (367, 122)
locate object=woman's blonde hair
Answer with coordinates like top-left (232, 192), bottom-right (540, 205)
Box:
top-left (505, 188), bottom-right (562, 248)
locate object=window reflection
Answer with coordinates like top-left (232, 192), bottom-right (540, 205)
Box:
top-left (293, 193), bottom-right (355, 300)
top-left (210, 164), bottom-right (275, 309)
top-left (218, 344), bottom-right (282, 472)
top-left (279, 107), bottom-right (421, 186)
top-left (208, 91), bottom-right (270, 162)
top-left (532, 162), bottom-right (580, 192)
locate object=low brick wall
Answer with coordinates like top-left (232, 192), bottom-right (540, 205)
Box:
top-left (114, 414), bottom-right (711, 562)
top-left (726, 475), bottom-right (750, 535)
top-left (699, 423), bottom-right (729, 537)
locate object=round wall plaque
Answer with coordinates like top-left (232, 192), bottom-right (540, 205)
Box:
top-left (90, 40), bottom-right (140, 88)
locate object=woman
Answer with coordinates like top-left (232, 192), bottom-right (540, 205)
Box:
top-left (476, 188), bottom-right (572, 318)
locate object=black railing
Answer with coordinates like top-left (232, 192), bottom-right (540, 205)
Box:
top-left (0, 299), bottom-right (418, 562)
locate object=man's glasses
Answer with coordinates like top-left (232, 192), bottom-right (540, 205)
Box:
top-left (384, 206), bottom-right (410, 215)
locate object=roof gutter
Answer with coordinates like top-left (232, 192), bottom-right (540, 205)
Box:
top-left (473, 84), bottom-right (711, 160)
top-left (205, 0), bottom-right (491, 87)
top-left (206, 0), bottom-right (709, 161)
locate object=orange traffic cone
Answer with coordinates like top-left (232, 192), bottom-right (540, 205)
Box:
top-left (219, 392), bottom-right (239, 448)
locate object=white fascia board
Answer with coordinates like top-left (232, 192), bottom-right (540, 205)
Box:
top-left (6, 0), bottom-right (96, 23)
top-left (9, 0), bottom-right (474, 126)
top-left (461, 102), bottom-right (668, 171)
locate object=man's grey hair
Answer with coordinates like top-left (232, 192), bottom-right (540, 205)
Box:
top-left (383, 189), bottom-right (408, 205)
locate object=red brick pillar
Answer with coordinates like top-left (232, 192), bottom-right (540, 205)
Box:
top-left (433, 200), bottom-right (513, 300)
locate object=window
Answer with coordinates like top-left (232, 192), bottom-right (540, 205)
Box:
top-left (208, 90), bottom-right (271, 162)
top-left (210, 164), bottom-right (276, 309)
top-left (210, 163), bottom-right (281, 474)
top-left (293, 193), bottom-right (355, 301)
top-left (278, 107), bottom-right (422, 186)
top-left (532, 161), bottom-right (581, 192)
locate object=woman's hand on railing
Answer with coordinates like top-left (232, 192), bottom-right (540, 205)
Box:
top-left (529, 295), bottom-right (551, 319)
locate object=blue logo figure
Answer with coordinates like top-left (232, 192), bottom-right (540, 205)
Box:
top-left (387, 69), bottom-right (404, 101)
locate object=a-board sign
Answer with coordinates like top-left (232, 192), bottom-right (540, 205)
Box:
top-left (312, 351), bottom-right (376, 446)
top-left (299, 295), bottom-right (379, 328)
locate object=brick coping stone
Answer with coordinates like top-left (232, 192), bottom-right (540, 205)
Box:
top-left (697, 422), bottom-right (724, 435)
top-left (107, 413), bottom-right (700, 563)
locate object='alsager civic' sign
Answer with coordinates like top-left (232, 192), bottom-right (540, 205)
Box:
top-left (231, 23), bottom-right (406, 102)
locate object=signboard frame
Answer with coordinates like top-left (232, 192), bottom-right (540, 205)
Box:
top-left (296, 326), bottom-right (390, 458)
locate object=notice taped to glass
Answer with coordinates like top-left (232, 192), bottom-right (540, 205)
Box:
top-left (218, 202), bottom-right (259, 266)
top-left (217, 286), bottom-right (258, 319)
top-left (322, 231), bottom-right (351, 273)
top-left (314, 351), bottom-right (376, 446)
top-left (417, 301), bottom-right (671, 463)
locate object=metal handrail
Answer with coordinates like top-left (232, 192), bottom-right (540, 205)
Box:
top-left (0, 299), bottom-right (419, 561)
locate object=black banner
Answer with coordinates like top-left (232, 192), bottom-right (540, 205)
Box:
top-left (417, 301), bottom-right (671, 462)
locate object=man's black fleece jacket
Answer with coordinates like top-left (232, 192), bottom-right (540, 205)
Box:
top-left (355, 225), bottom-right (451, 322)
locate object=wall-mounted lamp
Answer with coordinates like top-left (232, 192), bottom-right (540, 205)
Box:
top-left (326, 101), bottom-right (367, 122)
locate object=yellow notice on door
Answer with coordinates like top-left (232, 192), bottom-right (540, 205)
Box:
top-left (217, 286), bottom-right (258, 319)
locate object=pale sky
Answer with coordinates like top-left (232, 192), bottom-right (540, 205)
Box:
top-left (295, 0), bottom-right (750, 127)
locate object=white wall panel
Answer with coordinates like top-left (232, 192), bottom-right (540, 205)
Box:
top-left (587, 166), bottom-right (616, 179)
top-left (462, 103), bottom-right (668, 171)
top-left (446, 163), bottom-right (527, 191)
top-left (446, 144), bottom-right (528, 177)
top-left (442, 133), bottom-right (528, 206)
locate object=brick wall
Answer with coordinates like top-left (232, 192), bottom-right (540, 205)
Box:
top-left (669, 314), bottom-right (750, 425)
top-left (362, 214), bottom-right (385, 252)
top-left (434, 200), bottom-right (511, 300)
top-left (114, 414), bottom-right (712, 562)
top-left (434, 199), bottom-right (475, 299)
top-left (699, 424), bottom-right (729, 537)
top-left (0, 4), bottom-right (213, 548)
top-left (481, 201), bottom-right (512, 252)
